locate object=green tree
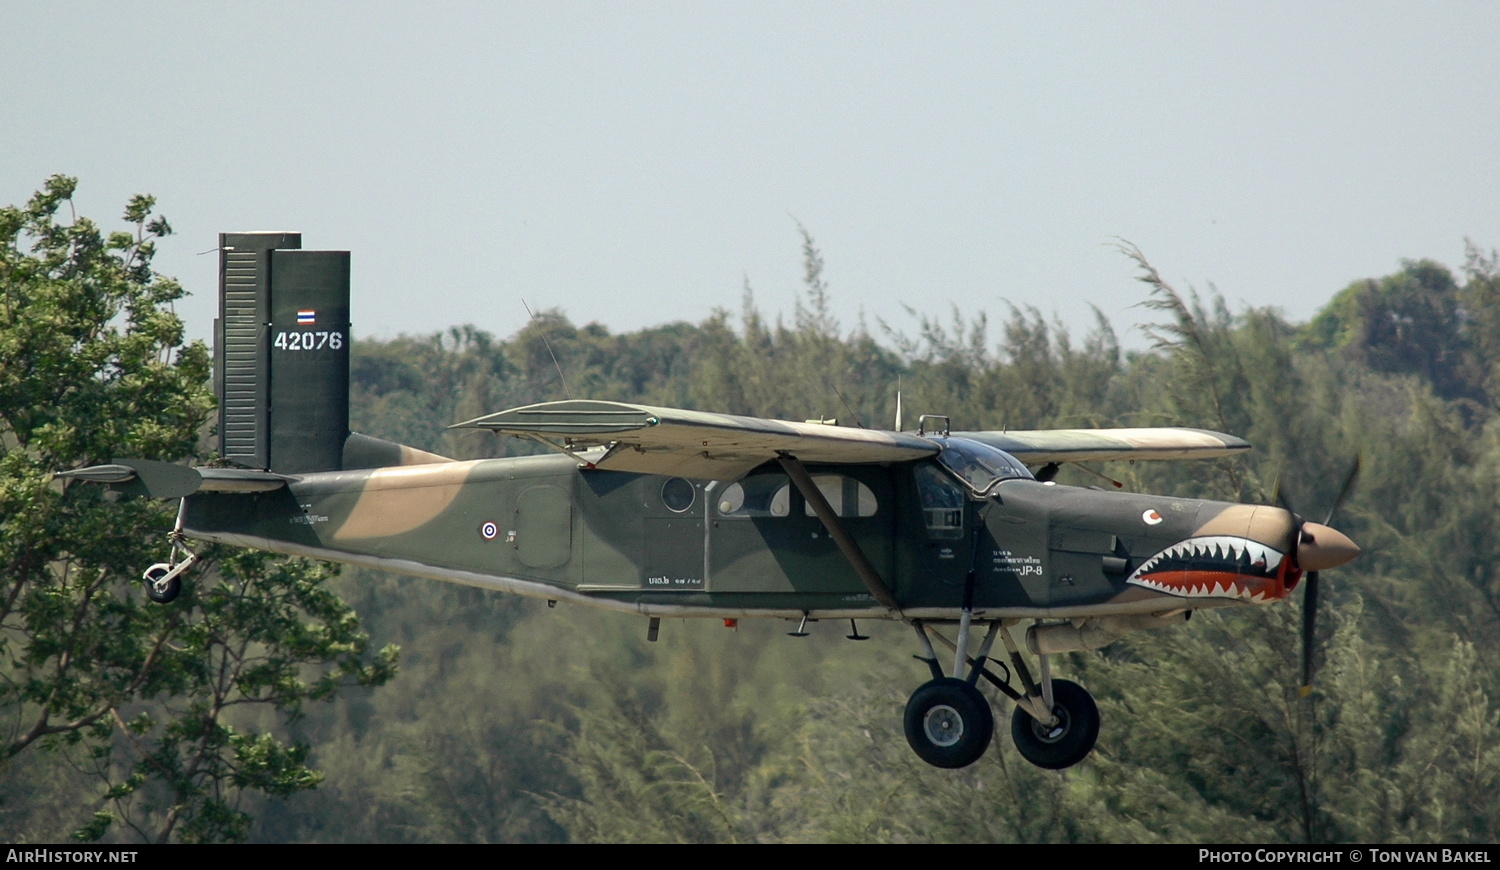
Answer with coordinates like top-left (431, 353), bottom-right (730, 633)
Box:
top-left (0, 177), bottom-right (394, 842)
top-left (1304, 259), bottom-right (1487, 410)
top-left (1460, 240), bottom-right (1500, 410)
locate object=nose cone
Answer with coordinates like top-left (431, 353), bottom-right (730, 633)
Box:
top-left (1297, 522), bottom-right (1361, 571)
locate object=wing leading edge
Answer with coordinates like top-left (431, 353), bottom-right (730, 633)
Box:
top-left (957, 428), bottom-right (1250, 464)
top-left (453, 401), bottom-right (1250, 479)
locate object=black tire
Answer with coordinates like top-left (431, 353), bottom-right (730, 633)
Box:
top-left (143, 563), bottom-right (181, 604)
top-left (1010, 678), bottom-right (1099, 770)
top-left (903, 677), bottom-right (994, 769)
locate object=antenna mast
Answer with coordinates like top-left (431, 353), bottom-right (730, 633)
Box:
top-left (895, 377), bottom-right (903, 432)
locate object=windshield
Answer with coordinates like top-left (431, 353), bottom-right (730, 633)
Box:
top-left (934, 437), bottom-right (1034, 495)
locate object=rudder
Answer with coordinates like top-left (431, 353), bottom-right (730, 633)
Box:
top-left (216, 232), bottom-right (350, 474)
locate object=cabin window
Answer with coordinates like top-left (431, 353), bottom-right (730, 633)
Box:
top-left (716, 474), bottom-right (792, 517)
top-left (661, 477), bottom-right (695, 513)
top-left (799, 474), bottom-right (877, 517)
top-left (716, 474), bottom-right (878, 518)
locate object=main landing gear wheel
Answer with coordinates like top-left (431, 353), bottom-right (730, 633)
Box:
top-left (1010, 678), bottom-right (1099, 770)
top-left (903, 677), bottom-right (994, 769)
top-left (142, 563), bottom-right (181, 604)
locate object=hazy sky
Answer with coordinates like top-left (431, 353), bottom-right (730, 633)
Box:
top-left (5, 2), bottom-right (1498, 351)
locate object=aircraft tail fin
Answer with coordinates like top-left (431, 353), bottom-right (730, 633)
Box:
top-left (216, 232), bottom-right (350, 474)
top-left (214, 231), bottom-right (453, 474)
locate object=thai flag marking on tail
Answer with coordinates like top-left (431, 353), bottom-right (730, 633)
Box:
top-left (297, 309), bottom-right (316, 324)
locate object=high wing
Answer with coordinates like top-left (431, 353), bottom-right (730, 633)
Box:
top-left (452, 400), bottom-right (1250, 479)
top-left (957, 427), bottom-right (1250, 464)
top-left (452, 400), bottom-right (938, 479)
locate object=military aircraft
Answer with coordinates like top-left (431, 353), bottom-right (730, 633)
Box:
top-left (59, 232), bottom-right (1360, 771)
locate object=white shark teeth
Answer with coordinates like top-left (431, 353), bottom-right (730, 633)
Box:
top-left (1125, 535), bottom-right (1286, 601)
top-left (1129, 535), bottom-right (1283, 579)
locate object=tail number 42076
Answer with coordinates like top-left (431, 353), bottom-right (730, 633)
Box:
top-left (274, 330), bottom-right (345, 351)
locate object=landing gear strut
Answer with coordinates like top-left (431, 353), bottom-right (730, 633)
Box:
top-left (142, 505), bottom-right (199, 605)
top-left (905, 619), bottom-right (1100, 770)
top-left (902, 620), bottom-right (1001, 768)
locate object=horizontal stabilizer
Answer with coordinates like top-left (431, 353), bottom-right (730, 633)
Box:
top-left (55, 458), bottom-right (290, 497)
top-left (958, 428), bottom-right (1250, 464)
top-left (454, 400), bottom-right (938, 479)
top-left (54, 464), bottom-right (138, 484)
top-left (196, 467), bottom-right (294, 492)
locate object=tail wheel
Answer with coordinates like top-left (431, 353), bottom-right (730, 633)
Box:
top-left (1010, 678), bottom-right (1099, 770)
top-left (143, 563), bottom-right (181, 604)
top-left (903, 677), bottom-right (994, 769)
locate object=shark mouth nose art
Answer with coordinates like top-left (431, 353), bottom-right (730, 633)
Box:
top-left (1126, 535), bottom-right (1294, 603)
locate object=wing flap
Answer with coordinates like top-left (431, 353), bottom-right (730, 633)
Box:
top-left (454, 400), bottom-right (938, 478)
top-left (591, 445), bottom-right (769, 480)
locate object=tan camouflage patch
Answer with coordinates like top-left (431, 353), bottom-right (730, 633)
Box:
top-left (332, 461), bottom-right (477, 540)
top-left (1192, 503), bottom-right (1295, 548)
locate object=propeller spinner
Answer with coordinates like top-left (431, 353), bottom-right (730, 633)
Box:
top-left (1278, 457), bottom-right (1362, 693)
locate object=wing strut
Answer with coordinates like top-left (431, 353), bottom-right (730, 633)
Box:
top-left (776, 454), bottom-right (901, 613)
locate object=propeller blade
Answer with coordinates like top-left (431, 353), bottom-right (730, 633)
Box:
top-left (1300, 571), bottom-right (1319, 694)
top-left (1272, 478), bottom-right (1301, 556)
top-left (1321, 454), bottom-right (1361, 526)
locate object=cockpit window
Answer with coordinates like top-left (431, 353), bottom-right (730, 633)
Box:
top-left (933, 437), bottom-right (1033, 495)
top-left (915, 463), bottom-right (964, 539)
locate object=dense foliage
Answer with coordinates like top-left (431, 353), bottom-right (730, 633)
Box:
top-left (0, 179), bottom-right (394, 843)
top-left (3, 180), bottom-right (1495, 842)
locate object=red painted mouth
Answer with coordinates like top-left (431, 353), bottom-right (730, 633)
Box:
top-left (1126, 535), bottom-right (1300, 603)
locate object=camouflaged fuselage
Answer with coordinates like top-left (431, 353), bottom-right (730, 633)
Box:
top-left (180, 452), bottom-right (1300, 620)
